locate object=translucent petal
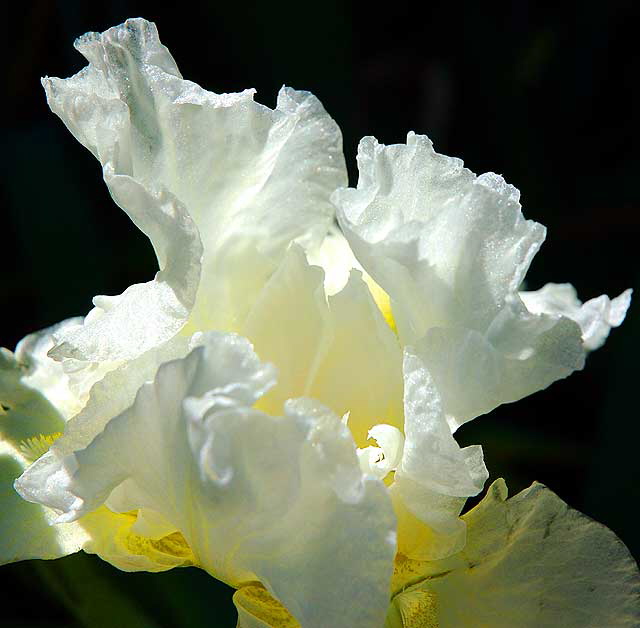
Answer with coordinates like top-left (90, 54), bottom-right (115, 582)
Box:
top-left (242, 245), bottom-right (331, 416)
top-left (47, 176), bottom-right (202, 363)
top-left (389, 348), bottom-right (487, 559)
top-left (17, 335), bottom-right (191, 514)
top-left (311, 270), bottom-right (404, 447)
top-left (3, 320), bottom-right (85, 420)
top-left (334, 133), bottom-right (624, 429)
top-left (244, 246), bottom-right (404, 452)
top-left (334, 133), bottom-right (545, 343)
top-left (520, 283), bottom-right (632, 350)
top-left (398, 349), bottom-right (487, 497)
top-left (395, 479), bottom-right (640, 627)
top-left (44, 18), bottom-right (347, 362)
top-left (17, 334), bottom-right (396, 628)
top-left (391, 489), bottom-right (467, 565)
top-left (415, 295), bottom-right (585, 431)
top-left (0, 441), bottom-right (88, 564)
top-left (79, 507), bottom-right (195, 573)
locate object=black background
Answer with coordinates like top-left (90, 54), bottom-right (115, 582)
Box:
top-left (2, 1), bottom-right (638, 625)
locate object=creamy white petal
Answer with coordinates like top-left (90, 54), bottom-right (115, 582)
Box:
top-left (306, 226), bottom-right (361, 296)
top-left (520, 283), bottom-right (632, 350)
top-left (7, 320), bottom-right (84, 419)
top-left (244, 248), bottom-right (404, 451)
top-left (48, 177), bottom-right (202, 363)
top-left (333, 133), bottom-right (618, 429)
top-left (389, 348), bottom-right (487, 559)
top-left (415, 295), bottom-right (586, 431)
top-left (17, 334), bottom-right (396, 628)
top-left (242, 245), bottom-right (332, 415)
top-left (15, 334), bottom-right (191, 513)
top-left (397, 479), bottom-right (640, 627)
top-left (334, 133), bottom-right (545, 344)
top-left (311, 270), bottom-right (404, 448)
top-left (45, 18), bottom-right (347, 362)
top-left (398, 348), bottom-right (487, 497)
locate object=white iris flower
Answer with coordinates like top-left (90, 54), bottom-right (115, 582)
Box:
top-left (1, 18), bottom-right (638, 628)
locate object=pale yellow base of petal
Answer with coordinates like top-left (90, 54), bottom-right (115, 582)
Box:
top-left (80, 509), bottom-right (195, 572)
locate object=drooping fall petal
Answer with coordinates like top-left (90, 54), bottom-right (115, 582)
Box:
top-left (16, 333), bottom-right (397, 628)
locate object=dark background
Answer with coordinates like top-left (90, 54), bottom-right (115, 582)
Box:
top-left (2, 1), bottom-right (638, 625)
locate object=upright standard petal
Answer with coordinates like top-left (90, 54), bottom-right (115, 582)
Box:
top-left (334, 133), bottom-right (545, 342)
top-left (335, 133), bottom-right (628, 429)
top-left (389, 480), bottom-right (640, 627)
top-left (244, 245), bottom-right (405, 449)
top-left (16, 333), bottom-right (396, 628)
top-left (44, 18), bottom-right (347, 364)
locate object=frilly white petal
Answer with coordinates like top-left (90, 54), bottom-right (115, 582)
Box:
top-left (334, 133), bottom-right (615, 429)
top-left (17, 333), bottom-right (396, 628)
top-left (520, 283), bottom-right (632, 350)
top-left (14, 334), bottom-right (192, 513)
top-left (334, 133), bottom-right (545, 343)
top-left (48, 176), bottom-right (202, 363)
top-left (44, 18), bottom-right (347, 363)
top-left (398, 348), bottom-right (487, 497)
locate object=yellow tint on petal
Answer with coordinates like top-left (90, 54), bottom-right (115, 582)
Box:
top-left (390, 496), bottom-right (465, 595)
top-left (364, 275), bottom-right (397, 333)
top-left (80, 508), bottom-right (195, 572)
top-left (386, 590), bottom-right (439, 628)
top-left (234, 583), bottom-right (301, 628)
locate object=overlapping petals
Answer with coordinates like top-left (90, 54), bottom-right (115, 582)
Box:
top-left (0, 323), bottom-right (89, 563)
top-left (388, 479), bottom-right (640, 627)
top-left (244, 245), bottom-right (404, 449)
top-left (44, 17), bottom-right (347, 364)
top-left (334, 133), bottom-right (630, 430)
top-left (1, 16), bottom-right (637, 628)
top-left (16, 333), bottom-right (397, 628)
